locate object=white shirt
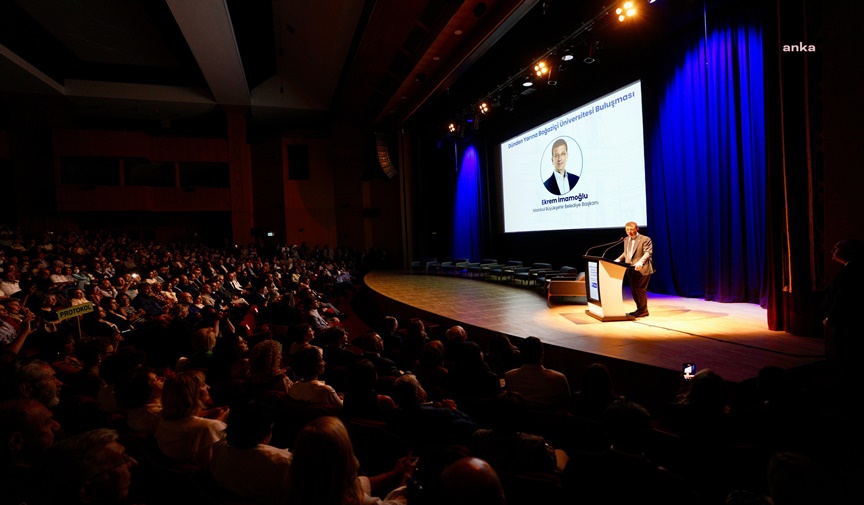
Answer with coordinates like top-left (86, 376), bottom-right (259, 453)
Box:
top-left (288, 380), bottom-right (343, 409)
top-left (155, 415), bottom-right (227, 466)
top-left (553, 171), bottom-right (571, 194)
top-left (210, 441), bottom-right (293, 505)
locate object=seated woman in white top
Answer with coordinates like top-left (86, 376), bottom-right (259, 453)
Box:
top-left (288, 346), bottom-right (343, 411)
top-left (155, 370), bottom-right (229, 466)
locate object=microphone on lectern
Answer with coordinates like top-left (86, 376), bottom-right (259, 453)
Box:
top-left (585, 236), bottom-right (624, 257)
top-left (600, 237), bottom-right (626, 259)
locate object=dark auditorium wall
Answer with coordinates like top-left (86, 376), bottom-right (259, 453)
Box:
top-left (0, 122), bottom-right (405, 257)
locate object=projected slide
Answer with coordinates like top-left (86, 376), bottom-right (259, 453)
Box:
top-left (500, 80), bottom-right (647, 233)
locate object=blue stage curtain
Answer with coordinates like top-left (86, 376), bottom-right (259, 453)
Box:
top-left (647, 12), bottom-right (766, 304)
top-left (452, 145), bottom-right (484, 261)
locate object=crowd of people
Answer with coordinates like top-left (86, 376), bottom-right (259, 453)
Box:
top-left (0, 226), bottom-right (856, 504)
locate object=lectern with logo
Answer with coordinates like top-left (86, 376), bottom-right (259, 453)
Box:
top-left (583, 255), bottom-right (634, 321)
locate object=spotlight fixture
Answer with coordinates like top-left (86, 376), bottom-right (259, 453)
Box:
top-left (478, 102), bottom-right (489, 114)
top-left (561, 47), bottom-right (574, 61)
top-left (584, 41), bottom-right (597, 64)
top-left (448, 123), bottom-right (457, 133)
top-left (616, 1), bottom-right (636, 22)
top-left (522, 76), bottom-right (533, 87)
top-left (534, 61), bottom-right (548, 78)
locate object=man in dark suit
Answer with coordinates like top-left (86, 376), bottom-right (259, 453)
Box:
top-left (542, 138), bottom-right (580, 195)
top-left (615, 222), bottom-right (655, 317)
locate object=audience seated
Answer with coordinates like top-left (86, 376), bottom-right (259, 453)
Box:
top-left (287, 416), bottom-right (414, 505)
top-left (343, 358), bottom-right (396, 421)
top-left (413, 340), bottom-right (449, 402)
top-left (504, 336), bottom-right (570, 410)
top-left (401, 318), bottom-right (429, 363)
top-left (288, 346), bottom-right (343, 411)
top-left (1, 359), bottom-right (62, 408)
top-left (444, 341), bottom-right (502, 403)
top-left (660, 368), bottom-right (735, 443)
top-left (471, 412), bottom-right (559, 474)
top-left (560, 401), bottom-right (694, 505)
top-left (155, 370), bottom-right (229, 467)
top-left (484, 333), bottom-right (522, 379)
top-left (0, 399), bottom-right (62, 505)
top-left (114, 367), bottom-right (164, 435)
top-left (210, 401), bottom-right (293, 505)
top-left (355, 331), bottom-right (402, 379)
top-left (439, 457), bottom-right (506, 505)
top-left (246, 340), bottom-right (293, 396)
top-left (288, 322), bottom-right (316, 358)
top-left (37, 428), bottom-right (137, 505)
top-left (388, 374), bottom-right (478, 447)
top-left (570, 362), bottom-right (625, 422)
top-left (0, 227), bottom-right (858, 504)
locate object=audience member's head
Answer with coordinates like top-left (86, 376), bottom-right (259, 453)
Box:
top-left (0, 398), bottom-right (61, 466)
top-left (603, 401), bottom-right (652, 454)
top-left (417, 340), bottom-right (446, 369)
top-left (389, 374), bottom-right (427, 408)
top-left (247, 340), bottom-right (285, 381)
top-left (347, 359), bottom-right (379, 393)
top-left (115, 368), bottom-right (162, 411)
top-left (381, 316), bottom-right (398, 335)
top-left (445, 325), bottom-right (467, 344)
top-left (160, 370), bottom-right (208, 421)
top-left (3, 359), bottom-right (62, 407)
top-left (453, 341), bottom-right (487, 371)
top-left (191, 328), bottom-right (218, 353)
top-left (292, 346), bottom-right (325, 380)
top-left (679, 368), bottom-right (727, 412)
top-left (288, 416), bottom-right (361, 505)
top-left (38, 428), bottom-right (136, 505)
top-left (354, 332), bottom-right (384, 353)
top-left (488, 334), bottom-right (518, 357)
top-left (580, 362), bottom-right (615, 397)
top-left (320, 326), bottom-right (348, 348)
top-left (76, 337), bottom-right (114, 369)
top-left (293, 323), bottom-right (314, 344)
top-left (224, 402), bottom-right (275, 449)
top-left (98, 347), bottom-right (146, 386)
top-left (519, 336), bottom-right (544, 365)
top-left (440, 457), bottom-right (506, 505)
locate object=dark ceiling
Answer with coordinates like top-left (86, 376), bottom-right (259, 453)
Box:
top-left (0, 0), bottom-right (728, 139)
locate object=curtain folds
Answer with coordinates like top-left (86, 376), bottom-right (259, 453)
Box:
top-left (647, 11), bottom-right (766, 304)
top-left (453, 146), bottom-right (485, 262)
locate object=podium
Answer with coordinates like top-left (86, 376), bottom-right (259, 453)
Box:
top-left (583, 255), bottom-right (634, 322)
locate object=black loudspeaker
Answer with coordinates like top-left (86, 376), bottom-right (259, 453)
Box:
top-left (375, 133), bottom-right (398, 179)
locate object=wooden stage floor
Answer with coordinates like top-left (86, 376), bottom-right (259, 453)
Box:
top-left (363, 270), bottom-right (825, 384)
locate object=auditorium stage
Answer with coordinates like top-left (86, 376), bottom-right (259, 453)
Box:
top-left (362, 270), bottom-right (825, 386)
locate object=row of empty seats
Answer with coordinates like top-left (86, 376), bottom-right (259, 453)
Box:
top-left (410, 258), bottom-right (587, 305)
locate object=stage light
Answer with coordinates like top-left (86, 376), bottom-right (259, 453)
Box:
top-left (448, 123), bottom-right (457, 133)
top-left (534, 61), bottom-right (548, 78)
top-left (478, 102), bottom-right (489, 114)
top-left (584, 41), bottom-right (598, 64)
top-left (616, 1), bottom-right (636, 22)
top-left (561, 47), bottom-right (574, 61)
